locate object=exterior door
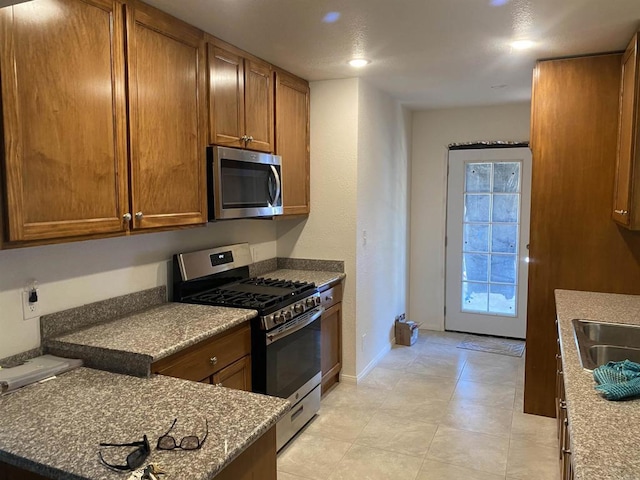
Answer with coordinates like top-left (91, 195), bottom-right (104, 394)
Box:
top-left (445, 147), bottom-right (532, 338)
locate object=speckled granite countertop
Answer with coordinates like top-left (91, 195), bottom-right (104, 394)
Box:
top-left (261, 269), bottom-right (345, 289)
top-left (45, 303), bottom-right (257, 377)
top-left (0, 367), bottom-right (289, 479)
top-left (555, 289), bottom-right (640, 480)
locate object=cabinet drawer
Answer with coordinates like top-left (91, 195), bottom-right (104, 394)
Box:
top-left (152, 323), bottom-right (250, 382)
top-left (320, 283), bottom-right (342, 310)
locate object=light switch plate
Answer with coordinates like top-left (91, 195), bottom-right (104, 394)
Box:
top-left (22, 289), bottom-right (40, 321)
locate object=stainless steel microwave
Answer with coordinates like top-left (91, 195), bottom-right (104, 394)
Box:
top-left (208, 146), bottom-right (283, 220)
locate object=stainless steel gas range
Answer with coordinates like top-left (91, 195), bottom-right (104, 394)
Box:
top-left (173, 243), bottom-right (322, 450)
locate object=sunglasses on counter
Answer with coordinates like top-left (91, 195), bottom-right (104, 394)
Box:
top-left (157, 418), bottom-right (208, 451)
top-left (98, 435), bottom-right (150, 471)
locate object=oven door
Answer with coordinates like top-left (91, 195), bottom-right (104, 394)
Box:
top-left (209, 146), bottom-right (283, 220)
top-left (264, 307), bottom-right (322, 401)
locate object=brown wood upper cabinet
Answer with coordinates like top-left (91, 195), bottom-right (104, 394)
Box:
top-left (613, 32), bottom-right (640, 229)
top-left (126, 1), bottom-right (207, 230)
top-left (207, 39), bottom-right (274, 153)
top-left (0, 0), bottom-right (207, 243)
top-left (275, 70), bottom-right (311, 215)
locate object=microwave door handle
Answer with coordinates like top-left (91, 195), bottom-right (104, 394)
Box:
top-left (269, 165), bottom-right (281, 207)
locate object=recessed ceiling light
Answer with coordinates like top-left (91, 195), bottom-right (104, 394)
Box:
top-left (348, 58), bottom-right (370, 68)
top-left (510, 40), bottom-right (535, 50)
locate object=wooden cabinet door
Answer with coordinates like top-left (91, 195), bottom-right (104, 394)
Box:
top-left (613, 33), bottom-right (639, 228)
top-left (208, 44), bottom-right (245, 148)
top-left (244, 58), bottom-right (274, 153)
top-left (275, 70), bottom-right (310, 215)
top-left (321, 302), bottom-right (342, 394)
top-left (127, 1), bottom-right (207, 230)
top-left (0, 0), bottom-right (129, 241)
top-left (212, 355), bottom-right (252, 391)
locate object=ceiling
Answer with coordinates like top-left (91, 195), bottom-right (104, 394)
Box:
top-left (3, 0), bottom-right (639, 109)
top-left (138, 0), bottom-right (640, 110)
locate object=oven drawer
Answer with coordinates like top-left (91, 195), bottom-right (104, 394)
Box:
top-left (152, 322), bottom-right (250, 383)
top-left (320, 283), bottom-right (342, 310)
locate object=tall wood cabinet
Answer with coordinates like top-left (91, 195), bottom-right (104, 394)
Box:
top-left (275, 69), bottom-right (311, 215)
top-left (207, 39), bottom-right (274, 153)
top-left (525, 54), bottom-right (640, 417)
top-left (0, 0), bottom-right (207, 244)
top-left (612, 33), bottom-right (640, 229)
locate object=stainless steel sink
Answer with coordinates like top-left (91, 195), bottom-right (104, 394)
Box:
top-left (572, 319), bottom-right (640, 370)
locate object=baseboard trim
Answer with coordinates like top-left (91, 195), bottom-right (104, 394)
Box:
top-left (339, 337), bottom-right (395, 385)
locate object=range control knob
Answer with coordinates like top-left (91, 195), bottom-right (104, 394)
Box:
top-left (315, 296), bottom-right (322, 306)
top-left (294, 304), bottom-right (304, 314)
top-left (274, 314), bottom-right (286, 325)
top-left (305, 298), bottom-right (315, 308)
top-left (283, 310), bottom-right (293, 321)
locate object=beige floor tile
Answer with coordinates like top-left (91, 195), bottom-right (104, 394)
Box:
top-left (420, 329), bottom-right (469, 346)
top-left (426, 425), bottom-right (510, 476)
top-left (513, 388), bottom-right (524, 413)
top-left (506, 437), bottom-right (560, 480)
top-left (510, 411), bottom-right (557, 448)
top-left (277, 433), bottom-right (351, 480)
top-left (354, 412), bottom-right (438, 457)
top-left (464, 349), bottom-right (524, 368)
top-left (406, 354), bottom-right (466, 379)
top-left (460, 360), bottom-right (521, 386)
top-left (394, 372), bottom-right (457, 401)
top-left (416, 459), bottom-right (505, 480)
top-left (278, 472), bottom-right (313, 480)
top-left (376, 346), bottom-right (417, 370)
top-left (327, 444), bottom-right (424, 480)
top-left (359, 366), bottom-right (402, 390)
top-left (302, 404), bottom-right (373, 442)
top-left (441, 401), bottom-right (513, 437)
top-left (320, 383), bottom-right (388, 412)
top-left (378, 390), bottom-right (450, 425)
top-left (452, 380), bottom-right (516, 410)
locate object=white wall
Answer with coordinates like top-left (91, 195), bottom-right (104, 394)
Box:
top-left (276, 78), bottom-right (411, 380)
top-left (355, 80), bottom-right (411, 375)
top-left (276, 78), bottom-right (359, 377)
top-left (0, 221), bottom-right (277, 358)
top-left (409, 103), bottom-right (531, 331)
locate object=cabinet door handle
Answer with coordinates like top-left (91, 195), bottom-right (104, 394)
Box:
top-left (216, 382), bottom-right (223, 387)
top-left (247, 135), bottom-right (253, 143)
top-left (209, 357), bottom-right (218, 365)
top-left (614, 209), bottom-right (629, 215)
top-left (135, 211), bottom-right (144, 220)
top-left (123, 213), bottom-right (132, 222)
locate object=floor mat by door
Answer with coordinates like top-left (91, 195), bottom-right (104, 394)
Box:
top-left (457, 335), bottom-right (525, 357)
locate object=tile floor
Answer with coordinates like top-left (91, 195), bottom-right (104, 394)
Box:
top-left (277, 330), bottom-right (559, 480)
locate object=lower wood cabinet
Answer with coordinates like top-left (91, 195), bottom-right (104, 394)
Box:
top-left (556, 326), bottom-right (574, 480)
top-left (151, 322), bottom-right (251, 391)
top-left (320, 283), bottom-right (343, 395)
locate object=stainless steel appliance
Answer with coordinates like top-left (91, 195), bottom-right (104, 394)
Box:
top-left (173, 243), bottom-right (322, 450)
top-left (208, 146), bottom-right (283, 220)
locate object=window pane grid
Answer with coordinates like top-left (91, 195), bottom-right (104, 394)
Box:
top-left (461, 162), bottom-right (521, 317)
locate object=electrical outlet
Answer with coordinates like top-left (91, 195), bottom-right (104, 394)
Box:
top-left (22, 288), bottom-right (40, 320)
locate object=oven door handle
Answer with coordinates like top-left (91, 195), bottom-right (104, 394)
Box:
top-left (266, 307), bottom-right (323, 345)
top-left (269, 165), bottom-right (281, 207)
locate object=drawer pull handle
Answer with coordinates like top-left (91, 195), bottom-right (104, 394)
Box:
top-left (326, 296), bottom-right (333, 301)
top-left (210, 357), bottom-right (218, 365)
top-left (614, 209), bottom-right (629, 215)
top-left (291, 405), bottom-right (304, 422)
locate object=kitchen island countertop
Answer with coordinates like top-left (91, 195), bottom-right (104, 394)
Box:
top-left (555, 289), bottom-right (640, 480)
top-left (0, 367), bottom-right (289, 479)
